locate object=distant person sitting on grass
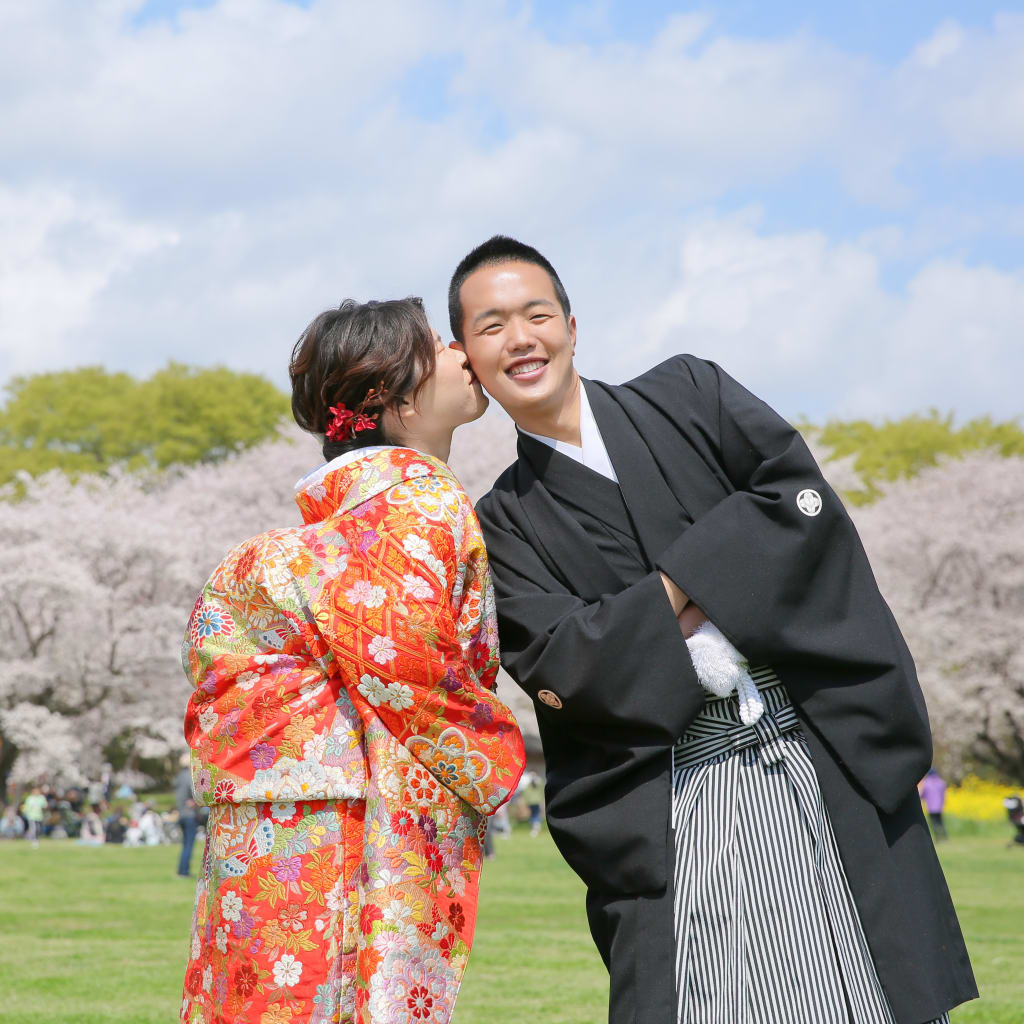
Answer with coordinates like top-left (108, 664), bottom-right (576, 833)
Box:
top-left (104, 806), bottom-right (128, 845)
top-left (78, 804), bottom-right (105, 846)
top-left (125, 803), bottom-right (162, 847)
top-left (0, 804), bottom-right (26, 840)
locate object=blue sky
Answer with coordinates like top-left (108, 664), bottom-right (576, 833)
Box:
top-left (1, 0), bottom-right (1022, 422)
top-left (532, 0), bottom-right (1010, 54)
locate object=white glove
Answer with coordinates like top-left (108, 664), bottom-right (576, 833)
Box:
top-left (685, 621), bottom-right (765, 725)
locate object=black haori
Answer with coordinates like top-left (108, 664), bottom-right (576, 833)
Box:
top-left (476, 355), bottom-right (976, 1023)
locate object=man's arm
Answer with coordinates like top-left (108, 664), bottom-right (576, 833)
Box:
top-left (653, 356), bottom-right (932, 812)
top-left (478, 495), bottom-right (706, 746)
top-left (660, 572), bottom-right (689, 617)
top-left (656, 356), bottom-right (888, 664)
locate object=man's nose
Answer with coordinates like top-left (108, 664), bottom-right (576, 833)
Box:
top-left (505, 318), bottom-right (533, 350)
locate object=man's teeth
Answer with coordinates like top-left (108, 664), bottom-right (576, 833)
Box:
top-left (507, 361), bottom-right (546, 378)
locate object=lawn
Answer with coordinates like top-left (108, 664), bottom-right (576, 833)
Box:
top-left (0, 819), bottom-right (1019, 1023)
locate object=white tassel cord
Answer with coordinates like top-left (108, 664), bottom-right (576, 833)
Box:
top-left (685, 621), bottom-right (765, 724)
top-left (735, 668), bottom-right (766, 725)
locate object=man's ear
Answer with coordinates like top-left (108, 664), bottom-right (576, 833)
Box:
top-left (450, 340), bottom-right (476, 369)
top-left (568, 314), bottom-right (577, 355)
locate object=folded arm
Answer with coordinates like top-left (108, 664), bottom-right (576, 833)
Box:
top-left (478, 500), bottom-right (707, 745)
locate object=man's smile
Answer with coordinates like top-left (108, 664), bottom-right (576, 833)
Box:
top-left (505, 358), bottom-right (549, 382)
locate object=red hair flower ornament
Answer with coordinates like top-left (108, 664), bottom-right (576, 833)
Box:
top-left (325, 402), bottom-right (378, 442)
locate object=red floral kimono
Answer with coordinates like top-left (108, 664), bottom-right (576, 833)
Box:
top-left (181, 447), bottom-right (526, 1024)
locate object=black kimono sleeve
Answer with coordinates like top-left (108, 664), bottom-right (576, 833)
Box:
top-left (655, 357), bottom-right (932, 814)
top-left (476, 490), bottom-right (706, 747)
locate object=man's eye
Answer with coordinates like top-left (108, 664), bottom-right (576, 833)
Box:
top-left (483, 323), bottom-right (502, 333)
top-left (530, 314), bottom-right (549, 322)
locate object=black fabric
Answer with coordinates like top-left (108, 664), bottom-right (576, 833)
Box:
top-left (642, 359), bottom-right (932, 815)
top-left (475, 355), bottom-right (977, 1023)
top-left (586, 878), bottom-right (678, 1024)
top-left (478, 466), bottom-right (704, 893)
top-left (802, 724), bottom-right (976, 1023)
top-left (517, 435), bottom-right (651, 583)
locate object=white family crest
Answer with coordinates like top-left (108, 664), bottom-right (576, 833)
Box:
top-left (796, 488), bottom-right (823, 517)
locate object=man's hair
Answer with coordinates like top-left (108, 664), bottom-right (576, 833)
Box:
top-left (448, 235), bottom-right (571, 341)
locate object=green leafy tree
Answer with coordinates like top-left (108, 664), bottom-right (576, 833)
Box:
top-left (0, 363), bottom-right (290, 488)
top-left (817, 410), bottom-right (1024, 504)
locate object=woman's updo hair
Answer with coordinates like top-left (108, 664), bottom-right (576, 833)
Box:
top-left (289, 297), bottom-right (437, 460)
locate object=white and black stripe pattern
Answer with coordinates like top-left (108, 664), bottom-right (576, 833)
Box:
top-left (670, 667), bottom-right (950, 1024)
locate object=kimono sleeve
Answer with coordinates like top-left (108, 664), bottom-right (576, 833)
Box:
top-left (312, 478), bottom-right (525, 815)
top-left (477, 491), bottom-right (706, 745)
top-left (655, 357), bottom-right (932, 812)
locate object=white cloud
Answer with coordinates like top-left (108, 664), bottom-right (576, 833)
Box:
top-left (910, 19), bottom-right (965, 69)
top-left (0, 185), bottom-right (177, 374)
top-left (0, 2), bottom-right (1021, 422)
top-left (897, 14), bottom-right (1024, 159)
top-left (632, 213), bottom-right (1024, 421)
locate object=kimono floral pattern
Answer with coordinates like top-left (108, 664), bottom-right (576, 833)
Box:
top-left (181, 447), bottom-right (526, 1024)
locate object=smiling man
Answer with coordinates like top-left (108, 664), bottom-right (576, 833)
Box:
top-left (448, 235), bottom-right (975, 1024)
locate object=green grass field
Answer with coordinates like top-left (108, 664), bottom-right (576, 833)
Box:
top-left (0, 819), bottom-right (1020, 1023)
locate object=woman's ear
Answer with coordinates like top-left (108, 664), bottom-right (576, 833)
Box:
top-left (380, 396), bottom-right (413, 444)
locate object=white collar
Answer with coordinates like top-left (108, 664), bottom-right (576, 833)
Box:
top-left (293, 445), bottom-right (397, 492)
top-left (520, 383), bottom-right (618, 483)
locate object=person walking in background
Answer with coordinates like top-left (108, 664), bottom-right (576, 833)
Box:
top-left (920, 768), bottom-right (949, 840)
top-left (522, 772), bottom-right (544, 837)
top-left (20, 786), bottom-right (46, 848)
top-left (180, 297), bottom-right (525, 1024)
top-left (175, 752), bottom-right (199, 876)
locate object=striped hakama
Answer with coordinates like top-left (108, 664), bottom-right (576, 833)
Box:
top-left (671, 667), bottom-right (950, 1024)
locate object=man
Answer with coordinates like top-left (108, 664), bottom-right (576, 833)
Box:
top-left (175, 752), bottom-right (199, 877)
top-left (449, 235), bottom-right (976, 1024)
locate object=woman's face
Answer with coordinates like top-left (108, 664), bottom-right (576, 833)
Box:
top-left (406, 328), bottom-right (488, 433)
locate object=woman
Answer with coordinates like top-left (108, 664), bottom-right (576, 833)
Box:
top-left (77, 803), bottom-right (106, 845)
top-left (180, 297), bottom-right (526, 1024)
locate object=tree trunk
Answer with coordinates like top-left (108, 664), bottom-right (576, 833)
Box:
top-left (0, 731), bottom-right (20, 799)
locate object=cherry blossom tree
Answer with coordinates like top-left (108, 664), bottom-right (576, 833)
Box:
top-left (17, 409), bottom-right (1018, 789)
top-left (0, 428), bottom-right (320, 790)
top-left (0, 416), bottom-right (525, 791)
top-left (850, 452), bottom-right (1024, 781)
